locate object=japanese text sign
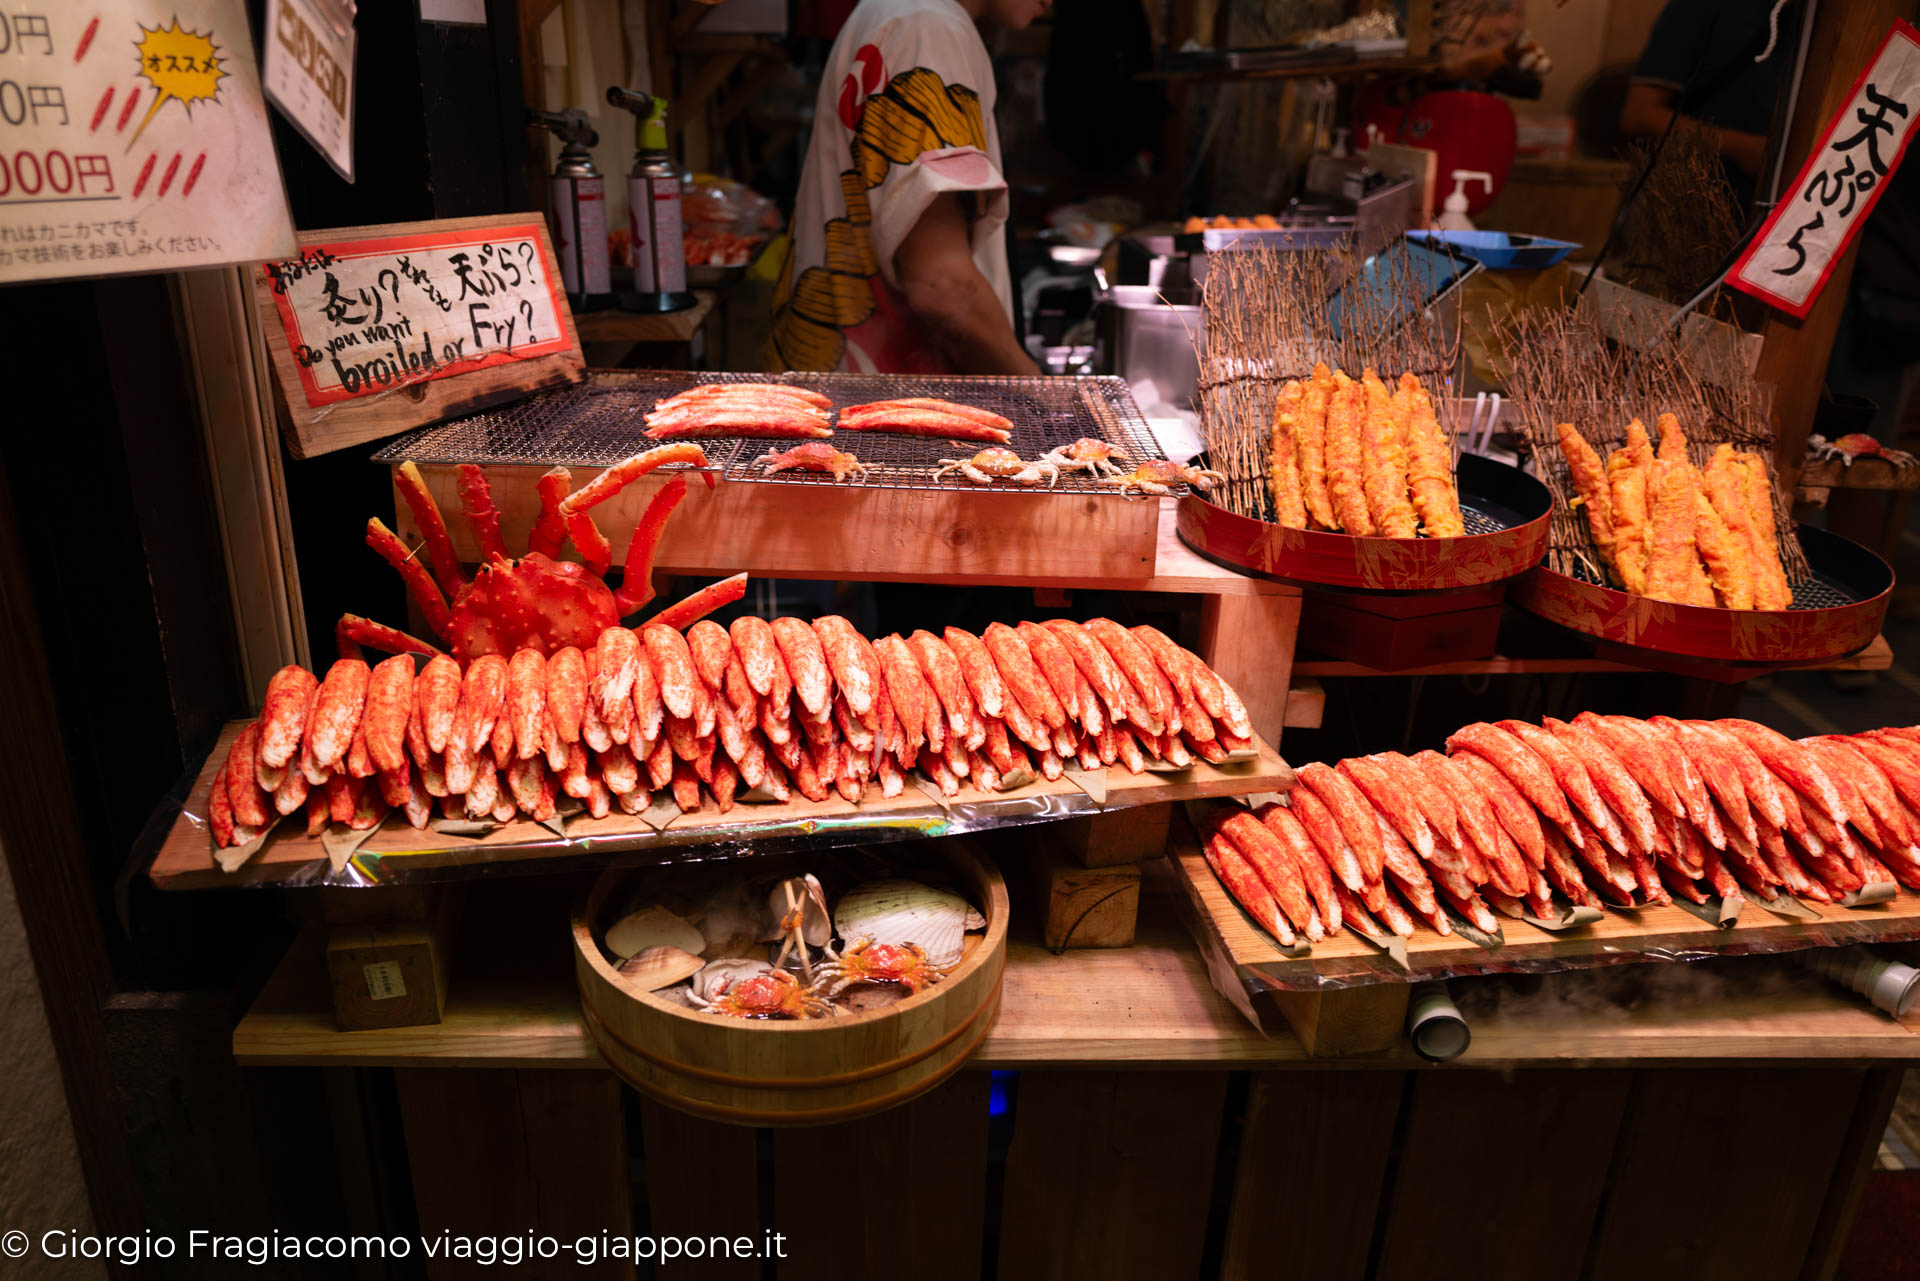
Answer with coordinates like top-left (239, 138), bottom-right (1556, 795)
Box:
top-left (0, 0), bottom-right (296, 283)
top-left (262, 0), bottom-right (355, 183)
top-left (1731, 19), bottom-right (1920, 317)
top-left (255, 214), bottom-right (585, 458)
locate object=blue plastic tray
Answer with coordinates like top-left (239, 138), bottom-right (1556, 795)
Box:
top-left (1406, 229), bottom-right (1579, 270)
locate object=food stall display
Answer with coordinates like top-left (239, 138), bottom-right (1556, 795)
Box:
top-left (1503, 307), bottom-right (1892, 669)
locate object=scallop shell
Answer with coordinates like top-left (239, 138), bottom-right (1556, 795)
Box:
top-left (832, 879), bottom-right (985, 969)
top-left (616, 944), bottom-right (704, 992)
top-left (605, 905), bottom-right (705, 961)
top-left (765, 874), bottom-right (832, 948)
top-left (690, 957), bottom-right (775, 1001)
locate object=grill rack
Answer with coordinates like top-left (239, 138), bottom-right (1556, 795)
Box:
top-left (374, 371), bottom-right (1173, 496)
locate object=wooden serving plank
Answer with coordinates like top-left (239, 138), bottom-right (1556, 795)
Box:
top-left (152, 722), bottom-right (1294, 890)
top-left (229, 881), bottom-right (1920, 1069)
top-left (1170, 812), bottom-right (1920, 996)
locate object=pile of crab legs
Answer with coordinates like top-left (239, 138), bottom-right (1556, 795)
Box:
top-left (1203, 715), bottom-right (1920, 946)
top-left (209, 445), bottom-right (1259, 849)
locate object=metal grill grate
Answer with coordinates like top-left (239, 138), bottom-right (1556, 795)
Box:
top-left (1562, 559), bottom-right (1861, 610)
top-left (373, 371), bottom-right (1171, 495)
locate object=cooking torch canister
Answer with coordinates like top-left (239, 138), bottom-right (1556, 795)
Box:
top-left (530, 109), bottom-right (612, 301)
top-left (608, 88), bottom-right (694, 313)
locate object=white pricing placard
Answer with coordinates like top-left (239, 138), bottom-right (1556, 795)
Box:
top-left (263, 0), bottom-right (356, 183)
top-left (0, 0), bottom-right (296, 282)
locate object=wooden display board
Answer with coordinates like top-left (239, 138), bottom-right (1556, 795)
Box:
top-left (256, 213), bottom-right (586, 458)
top-left (1170, 814), bottom-right (1920, 1036)
top-left (149, 722), bottom-right (1294, 890)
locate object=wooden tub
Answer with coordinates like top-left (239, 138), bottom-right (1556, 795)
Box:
top-left (572, 841), bottom-right (1009, 1127)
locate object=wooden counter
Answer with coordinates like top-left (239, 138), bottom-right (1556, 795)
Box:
top-left (235, 877), bottom-right (1920, 1071)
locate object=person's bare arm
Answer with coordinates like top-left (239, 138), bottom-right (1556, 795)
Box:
top-left (893, 193), bottom-right (1038, 375)
top-left (1619, 83), bottom-right (1768, 175)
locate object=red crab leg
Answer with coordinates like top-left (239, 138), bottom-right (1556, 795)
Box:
top-left (305, 659), bottom-right (371, 770)
top-left (225, 721), bottom-right (271, 829)
top-left (1215, 809), bottom-right (1319, 940)
top-left (1257, 801), bottom-right (1342, 933)
top-left (1295, 762), bottom-right (1387, 883)
top-left (1446, 723), bottom-right (1577, 837)
top-left (365, 519), bottom-right (452, 640)
top-left (642, 572), bottom-right (748, 632)
top-left (907, 630), bottom-right (976, 739)
top-left (507, 648), bottom-right (548, 761)
top-left (529, 467), bottom-right (572, 559)
top-left (564, 505), bottom-right (614, 578)
top-left (1285, 787), bottom-right (1367, 893)
top-left (1338, 756), bottom-right (1435, 862)
top-left (1450, 750), bottom-right (1548, 871)
top-left (560, 444), bottom-right (713, 515)
top-left (393, 461), bottom-right (467, 599)
top-left (1500, 720), bottom-right (1628, 856)
top-left (336, 614), bottom-right (441, 662)
top-left (613, 475), bottom-right (689, 616)
top-left (455, 464), bottom-right (508, 564)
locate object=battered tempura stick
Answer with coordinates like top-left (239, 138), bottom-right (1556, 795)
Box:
top-left (1694, 488), bottom-right (1754, 609)
top-left (1359, 369), bottom-right (1418, 538)
top-left (1655, 411), bottom-right (1689, 463)
top-left (1554, 422), bottom-right (1614, 567)
top-left (1736, 450), bottom-right (1793, 609)
top-left (1704, 445), bottom-right (1766, 609)
top-left (1607, 419), bottom-right (1654, 594)
top-left (1299, 364), bottom-right (1337, 529)
top-left (1400, 374), bottom-right (1465, 537)
top-left (1268, 379), bottom-right (1309, 528)
top-left (1645, 458), bottom-right (1705, 604)
top-left (1324, 370), bottom-right (1374, 535)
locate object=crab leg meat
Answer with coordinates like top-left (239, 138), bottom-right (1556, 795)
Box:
top-left (362, 655), bottom-right (415, 775)
top-left (1854, 735), bottom-right (1920, 811)
top-left (812, 616), bottom-right (882, 722)
top-left (1372, 751), bottom-right (1462, 852)
top-left (1546, 717), bottom-right (1660, 854)
top-left (1204, 834), bottom-right (1295, 946)
top-left (643, 573), bottom-right (748, 632)
top-left (870, 637), bottom-right (930, 758)
top-left (1257, 802), bottom-right (1342, 933)
top-left (1500, 719), bottom-right (1629, 856)
top-left (259, 665), bottom-right (320, 770)
top-left (1449, 750), bottom-right (1548, 871)
top-left (305, 659), bottom-right (372, 770)
top-left (1216, 810), bottom-right (1321, 940)
top-left (639, 623), bottom-right (706, 722)
top-left (543, 647), bottom-right (587, 745)
top-left (503, 649), bottom-right (547, 762)
top-left (1447, 723), bottom-right (1578, 838)
top-left (224, 722), bottom-right (271, 829)
top-left (942, 627), bottom-right (1007, 721)
top-left (1337, 755), bottom-right (1437, 862)
top-left (646, 410), bottom-right (832, 440)
top-left (1043, 620), bottom-right (1130, 721)
top-left (612, 475), bottom-right (689, 616)
top-left (393, 461), bottom-right (466, 598)
top-left (1288, 789), bottom-right (1368, 894)
top-left (1574, 712), bottom-right (1684, 820)
top-left (1417, 750), bottom-right (1524, 894)
top-left (1717, 719), bottom-right (1847, 824)
top-left (685, 620), bottom-right (734, 694)
top-left (981, 623), bottom-right (1066, 729)
top-left (1295, 762), bottom-right (1387, 883)
top-left (768, 618), bottom-right (831, 718)
top-left (1653, 716), bottom-right (1755, 846)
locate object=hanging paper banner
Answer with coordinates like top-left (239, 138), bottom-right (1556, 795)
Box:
top-left (0, 0), bottom-right (296, 283)
top-left (262, 0), bottom-right (356, 183)
top-left (1730, 19), bottom-right (1920, 318)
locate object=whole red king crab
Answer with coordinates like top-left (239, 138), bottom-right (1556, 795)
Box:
top-left (338, 444), bottom-right (746, 664)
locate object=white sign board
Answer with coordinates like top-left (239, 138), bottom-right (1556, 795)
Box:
top-left (0, 0), bottom-right (296, 283)
top-left (263, 0), bottom-right (356, 183)
top-left (1730, 19), bottom-right (1920, 318)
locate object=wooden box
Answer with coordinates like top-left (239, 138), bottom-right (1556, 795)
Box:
top-left (1298, 583), bottom-right (1506, 671)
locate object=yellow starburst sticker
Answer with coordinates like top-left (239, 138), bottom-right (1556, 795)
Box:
top-left (128, 19), bottom-right (229, 150)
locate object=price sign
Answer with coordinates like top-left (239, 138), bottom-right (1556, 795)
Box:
top-left (1730, 19), bottom-right (1920, 317)
top-left (0, 0), bottom-right (296, 283)
top-left (257, 214), bottom-right (585, 457)
top-left (262, 0), bottom-right (356, 182)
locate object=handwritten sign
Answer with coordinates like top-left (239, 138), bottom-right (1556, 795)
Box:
top-left (256, 214), bottom-right (585, 458)
top-left (1730, 19), bottom-right (1920, 318)
top-left (262, 0), bottom-right (355, 182)
top-left (0, 0), bottom-right (296, 283)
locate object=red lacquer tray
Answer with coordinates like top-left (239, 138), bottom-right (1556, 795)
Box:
top-left (1175, 453), bottom-right (1553, 592)
top-left (1510, 523), bottom-right (1892, 666)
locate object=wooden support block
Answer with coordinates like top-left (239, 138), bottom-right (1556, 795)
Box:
top-left (1198, 590), bottom-right (1301, 746)
top-left (325, 895), bottom-right (457, 1031)
top-left (1219, 1073), bottom-right (1406, 1281)
top-left (1283, 678), bottom-right (1325, 729)
top-left (1056, 804), bottom-right (1173, 867)
top-left (1373, 1070), bottom-right (1633, 1281)
top-left (997, 1071), bottom-right (1228, 1281)
top-left (396, 1069), bottom-right (635, 1280)
top-left (1266, 983), bottom-right (1410, 1057)
top-left (773, 1072), bottom-right (988, 1281)
top-left (1032, 845), bottom-right (1141, 949)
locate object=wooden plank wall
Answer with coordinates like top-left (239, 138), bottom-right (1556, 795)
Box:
top-left (391, 1066), bottom-right (1898, 1281)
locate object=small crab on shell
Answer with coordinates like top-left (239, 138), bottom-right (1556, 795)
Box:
top-left (753, 441), bottom-right (872, 482)
top-left (1103, 458), bottom-right (1228, 498)
top-left (1039, 437), bottom-right (1130, 478)
top-left (833, 879), bottom-right (986, 970)
top-left (688, 968), bottom-right (836, 1019)
top-left (810, 938), bottom-right (942, 998)
top-left (690, 957), bottom-right (775, 1002)
top-left (933, 447), bottom-right (1060, 489)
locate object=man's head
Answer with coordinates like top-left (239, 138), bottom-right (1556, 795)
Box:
top-left (972, 0), bottom-right (1051, 29)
